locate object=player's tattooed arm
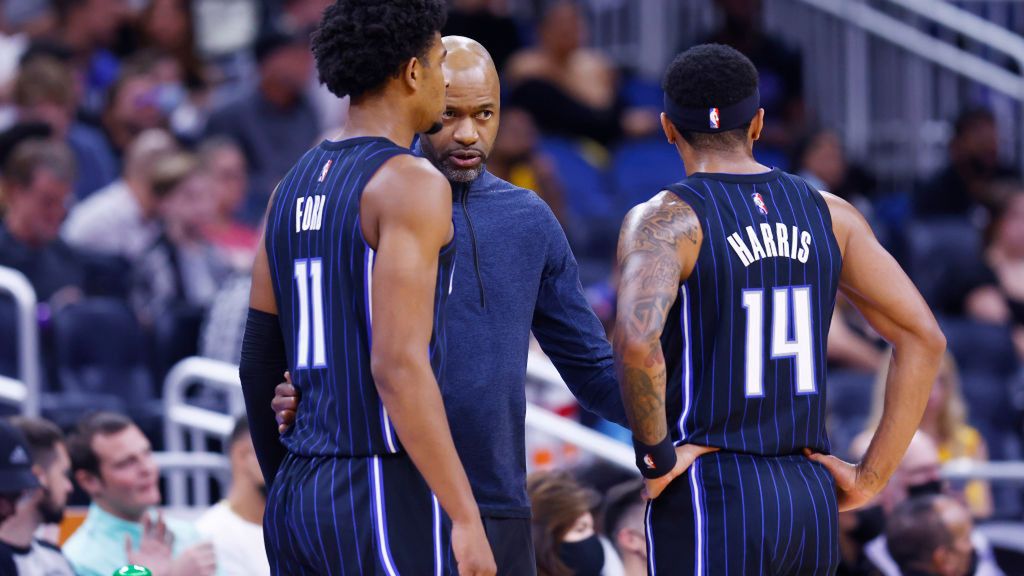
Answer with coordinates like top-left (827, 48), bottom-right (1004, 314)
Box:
top-left (613, 193), bottom-right (702, 444)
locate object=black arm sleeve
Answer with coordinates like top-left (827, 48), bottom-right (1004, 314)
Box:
top-left (239, 308), bottom-right (289, 486)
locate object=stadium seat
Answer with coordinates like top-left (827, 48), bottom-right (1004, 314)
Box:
top-left (902, 218), bottom-right (983, 309)
top-left (825, 369), bottom-right (875, 459)
top-left (538, 136), bottom-right (613, 220)
top-left (609, 136), bottom-right (685, 218)
top-left (0, 298), bottom-right (19, 379)
top-left (45, 298), bottom-right (159, 430)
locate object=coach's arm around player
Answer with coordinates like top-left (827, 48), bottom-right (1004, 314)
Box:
top-left (804, 193), bottom-right (947, 511)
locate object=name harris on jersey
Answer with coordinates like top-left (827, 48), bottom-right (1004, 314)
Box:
top-left (727, 222), bottom-right (812, 267)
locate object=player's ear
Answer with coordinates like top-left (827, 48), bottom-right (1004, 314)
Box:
top-left (403, 57), bottom-right (421, 91)
top-left (748, 109), bottom-right (765, 142)
top-left (660, 112), bottom-right (677, 144)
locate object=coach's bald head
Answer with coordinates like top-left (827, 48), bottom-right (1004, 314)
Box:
top-left (420, 36), bottom-right (501, 183)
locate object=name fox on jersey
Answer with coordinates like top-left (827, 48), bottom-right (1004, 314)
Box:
top-left (296, 195), bottom-right (326, 232)
top-left (727, 223), bottom-right (812, 267)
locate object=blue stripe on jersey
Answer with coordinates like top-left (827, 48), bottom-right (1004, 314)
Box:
top-left (267, 137), bottom-right (457, 458)
top-left (661, 169), bottom-right (842, 456)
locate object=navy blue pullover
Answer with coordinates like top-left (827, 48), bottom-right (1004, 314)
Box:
top-left (445, 170), bottom-right (628, 518)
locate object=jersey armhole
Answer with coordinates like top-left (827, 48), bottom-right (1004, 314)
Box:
top-left (663, 182), bottom-right (709, 224)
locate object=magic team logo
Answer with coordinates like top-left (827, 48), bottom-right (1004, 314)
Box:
top-left (752, 192), bottom-right (769, 215)
top-left (709, 107), bottom-right (721, 129)
top-left (643, 454), bottom-right (656, 470)
top-left (318, 159), bottom-right (333, 183)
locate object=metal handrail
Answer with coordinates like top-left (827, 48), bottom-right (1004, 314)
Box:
top-left (0, 266), bottom-right (39, 416)
top-left (162, 354), bottom-right (1024, 509)
top-left (889, 0), bottom-right (1024, 73)
top-left (798, 0), bottom-right (1024, 99)
top-left (162, 356), bottom-right (245, 507)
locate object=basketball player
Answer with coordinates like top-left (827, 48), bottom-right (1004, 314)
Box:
top-left (238, 1), bottom-right (494, 574)
top-left (614, 44), bottom-right (946, 574)
top-left (272, 36), bottom-right (629, 575)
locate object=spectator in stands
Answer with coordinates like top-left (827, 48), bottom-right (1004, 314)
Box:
top-left (528, 470), bottom-right (620, 576)
top-left (505, 1), bottom-right (657, 146)
top-left (444, 0), bottom-right (523, 73)
top-left (204, 27), bottom-right (318, 224)
top-left (601, 478), bottom-right (646, 576)
top-left (914, 108), bottom-right (1017, 221)
top-left (50, 0), bottom-right (128, 115)
top-left (0, 417), bottom-right (75, 576)
top-left (698, 0), bottom-right (804, 155)
top-left (131, 151), bottom-right (228, 327)
top-left (885, 495), bottom-right (978, 576)
top-left (0, 1), bottom-right (57, 96)
top-left (980, 183), bottom-right (1024, 359)
top-left (869, 350), bottom-right (993, 518)
top-left (487, 106), bottom-right (567, 227)
top-left (794, 128), bottom-right (879, 215)
top-left (197, 416), bottom-right (269, 576)
top-left (0, 138), bottom-right (86, 305)
top-left (848, 432), bottom-right (1005, 576)
top-left (197, 137), bottom-right (257, 271)
top-left (0, 419), bottom-right (40, 526)
top-left (135, 0), bottom-right (205, 92)
top-left (12, 55), bottom-right (118, 199)
top-left (100, 58), bottom-right (168, 164)
top-left (63, 412), bottom-right (217, 576)
top-left (63, 128), bottom-right (177, 261)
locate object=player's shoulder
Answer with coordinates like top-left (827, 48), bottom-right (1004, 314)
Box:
top-left (625, 189), bottom-right (701, 226)
top-left (372, 154), bottom-right (448, 190)
top-left (621, 190), bottom-right (704, 248)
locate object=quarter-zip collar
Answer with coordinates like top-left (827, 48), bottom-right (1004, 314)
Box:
top-left (453, 179), bottom-right (487, 309)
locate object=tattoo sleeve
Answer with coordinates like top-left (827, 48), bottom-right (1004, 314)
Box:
top-left (613, 196), bottom-right (701, 444)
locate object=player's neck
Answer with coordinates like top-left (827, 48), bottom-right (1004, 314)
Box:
top-left (682, 148), bottom-right (769, 176)
top-left (0, 507), bottom-right (41, 548)
top-left (335, 100), bottom-right (419, 149)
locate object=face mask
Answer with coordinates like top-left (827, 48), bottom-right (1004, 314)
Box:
top-left (907, 479), bottom-right (945, 498)
top-left (966, 549), bottom-right (979, 576)
top-left (558, 535), bottom-right (604, 576)
top-left (850, 505), bottom-right (886, 544)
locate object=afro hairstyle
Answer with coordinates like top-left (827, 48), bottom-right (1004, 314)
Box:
top-left (663, 43), bottom-right (760, 151)
top-left (312, 0), bottom-right (447, 100)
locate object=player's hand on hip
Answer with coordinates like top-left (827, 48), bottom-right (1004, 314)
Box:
top-left (272, 371), bottom-right (299, 433)
top-left (804, 449), bottom-right (879, 512)
top-left (644, 444), bottom-right (719, 501)
top-left (451, 518), bottom-right (497, 576)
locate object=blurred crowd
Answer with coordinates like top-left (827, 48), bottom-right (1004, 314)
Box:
top-left (0, 0), bottom-right (1022, 574)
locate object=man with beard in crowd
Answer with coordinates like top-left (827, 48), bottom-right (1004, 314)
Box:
top-left (0, 417), bottom-right (75, 575)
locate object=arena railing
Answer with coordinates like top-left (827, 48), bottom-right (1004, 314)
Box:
top-left (161, 354), bottom-right (635, 507)
top-left (161, 353), bottom-right (1024, 507)
top-left (0, 266), bottom-right (39, 417)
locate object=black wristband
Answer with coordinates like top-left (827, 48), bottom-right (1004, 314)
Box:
top-left (633, 435), bottom-right (677, 479)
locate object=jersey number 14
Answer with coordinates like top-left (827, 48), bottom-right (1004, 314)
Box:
top-left (740, 286), bottom-right (816, 397)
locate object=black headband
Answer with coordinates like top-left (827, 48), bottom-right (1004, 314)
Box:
top-left (664, 89), bottom-right (760, 133)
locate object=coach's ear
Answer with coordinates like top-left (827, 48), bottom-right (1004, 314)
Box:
top-left (660, 112), bottom-right (678, 144)
top-left (748, 108), bottom-right (765, 143)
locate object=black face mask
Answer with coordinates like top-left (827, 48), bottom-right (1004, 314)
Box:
top-left (558, 535), bottom-right (605, 576)
top-left (850, 505), bottom-right (886, 545)
top-left (966, 549), bottom-right (979, 576)
top-left (907, 479), bottom-right (945, 498)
